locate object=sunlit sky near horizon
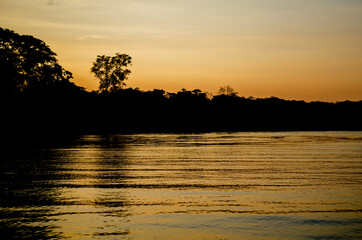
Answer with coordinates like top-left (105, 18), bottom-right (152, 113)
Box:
top-left (1, 0), bottom-right (362, 101)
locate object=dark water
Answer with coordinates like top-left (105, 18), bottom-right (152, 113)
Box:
top-left (1, 132), bottom-right (361, 239)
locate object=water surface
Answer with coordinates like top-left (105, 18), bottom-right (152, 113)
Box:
top-left (1, 132), bottom-right (361, 239)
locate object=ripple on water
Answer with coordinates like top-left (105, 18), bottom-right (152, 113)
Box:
top-left (0, 132), bottom-right (361, 239)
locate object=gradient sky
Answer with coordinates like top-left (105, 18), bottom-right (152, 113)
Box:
top-left (1, 0), bottom-right (362, 101)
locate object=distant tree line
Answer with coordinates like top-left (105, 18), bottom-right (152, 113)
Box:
top-left (1, 27), bottom-right (361, 137)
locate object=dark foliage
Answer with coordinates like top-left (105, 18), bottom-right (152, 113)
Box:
top-left (91, 53), bottom-right (132, 93)
top-left (2, 87), bottom-right (361, 140)
top-left (0, 27), bottom-right (84, 95)
top-left (1, 27), bottom-right (361, 139)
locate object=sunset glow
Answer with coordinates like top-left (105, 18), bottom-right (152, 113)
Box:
top-left (1, 0), bottom-right (361, 101)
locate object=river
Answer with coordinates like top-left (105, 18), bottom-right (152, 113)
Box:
top-left (1, 132), bottom-right (361, 239)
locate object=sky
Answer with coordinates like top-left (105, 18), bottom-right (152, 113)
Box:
top-left (1, 0), bottom-right (362, 101)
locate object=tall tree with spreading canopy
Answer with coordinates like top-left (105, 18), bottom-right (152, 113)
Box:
top-left (217, 85), bottom-right (238, 97)
top-left (0, 27), bottom-right (78, 94)
top-left (91, 53), bottom-right (132, 93)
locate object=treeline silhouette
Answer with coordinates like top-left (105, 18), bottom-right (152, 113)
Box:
top-left (2, 87), bottom-right (361, 136)
top-left (1, 27), bottom-right (361, 138)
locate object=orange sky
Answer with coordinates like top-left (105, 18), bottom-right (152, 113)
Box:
top-left (1, 0), bottom-right (361, 101)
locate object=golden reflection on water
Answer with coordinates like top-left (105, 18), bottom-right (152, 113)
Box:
top-left (0, 132), bottom-right (361, 239)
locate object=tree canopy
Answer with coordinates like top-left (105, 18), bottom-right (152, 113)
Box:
top-left (217, 85), bottom-right (238, 97)
top-left (0, 27), bottom-right (79, 94)
top-left (90, 53), bottom-right (132, 93)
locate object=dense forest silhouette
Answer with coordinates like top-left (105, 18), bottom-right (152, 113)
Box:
top-left (1, 27), bottom-right (361, 139)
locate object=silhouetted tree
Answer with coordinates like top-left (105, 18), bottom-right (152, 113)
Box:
top-left (91, 53), bottom-right (132, 93)
top-left (217, 85), bottom-right (238, 97)
top-left (0, 27), bottom-right (77, 94)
